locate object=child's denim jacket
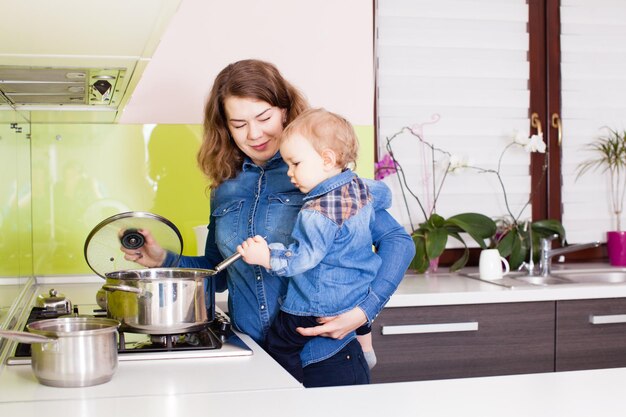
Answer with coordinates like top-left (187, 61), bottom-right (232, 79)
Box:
top-left (166, 154), bottom-right (412, 367)
top-left (269, 169), bottom-right (385, 317)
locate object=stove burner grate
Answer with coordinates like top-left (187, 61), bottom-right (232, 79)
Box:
top-left (118, 326), bottom-right (222, 353)
top-left (13, 307), bottom-right (227, 358)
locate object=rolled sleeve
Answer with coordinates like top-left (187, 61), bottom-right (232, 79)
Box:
top-left (268, 242), bottom-right (290, 275)
top-left (357, 290), bottom-right (383, 323)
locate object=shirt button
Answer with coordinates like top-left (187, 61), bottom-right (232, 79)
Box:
top-left (285, 198), bottom-right (290, 202)
top-left (248, 218), bottom-right (252, 224)
top-left (260, 305), bottom-right (265, 310)
top-left (256, 276), bottom-right (261, 281)
top-left (285, 251), bottom-right (292, 257)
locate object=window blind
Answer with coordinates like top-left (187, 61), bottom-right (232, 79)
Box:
top-left (376, 0), bottom-right (531, 247)
top-left (561, 0), bottom-right (626, 243)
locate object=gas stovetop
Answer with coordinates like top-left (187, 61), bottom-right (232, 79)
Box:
top-left (7, 305), bottom-right (253, 365)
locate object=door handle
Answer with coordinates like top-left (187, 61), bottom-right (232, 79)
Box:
top-left (551, 113), bottom-right (562, 146)
top-left (381, 321), bottom-right (479, 335)
top-left (589, 314), bottom-right (626, 325)
top-left (531, 112), bottom-right (543, 135)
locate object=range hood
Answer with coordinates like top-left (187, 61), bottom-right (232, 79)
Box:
top-left (0, 0), bottom-right (181, 124)
top-left (0, 66), bottom-right (128, 107)
top-left (0, 64), bottom-right (139, 124)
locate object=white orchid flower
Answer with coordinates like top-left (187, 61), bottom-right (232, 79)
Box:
top-left (513, 130), bottom-right (530, 145)
top-left (441, 154), bottom-right (468, 174)
top-left (525, 133), bottom-right (546, 153)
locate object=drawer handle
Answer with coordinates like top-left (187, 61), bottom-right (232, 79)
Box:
top-left (381, 322), bottom-right (478, 335)
top-left (589, 314), bottom-right (626, 325)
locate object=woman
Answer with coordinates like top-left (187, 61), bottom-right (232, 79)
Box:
top-left (125, 59), bottom-right (415, 387)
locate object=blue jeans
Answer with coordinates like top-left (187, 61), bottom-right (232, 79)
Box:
top-left (302, 338), bottom-right (370, 388)
top-left (266, 311), bottom-right (318, 382)
top-left (266, 311), bottom-right (370, 386)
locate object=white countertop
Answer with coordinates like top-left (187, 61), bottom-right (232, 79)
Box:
top-left (3, 266), bottom-right (626, 417)
top-left (387, 263), bottom-right (626, 307)
top-left (0, 281), bottom-right (302, 403)
top-left (2, 364), bottom-right (626, 417)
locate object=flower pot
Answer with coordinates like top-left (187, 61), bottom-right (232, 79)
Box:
top-left (607, 231), bottom-right (626, 266)
top-left (426, 257), bottom-right (440, 274)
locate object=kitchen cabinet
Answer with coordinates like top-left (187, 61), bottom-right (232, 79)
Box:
top-left (556, 297), bottom-right (626, 371)
top-left (370, 302), bottom-right (555, 383)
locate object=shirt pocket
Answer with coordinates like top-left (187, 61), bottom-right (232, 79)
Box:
top-left (212, 200), bottom-right (243, 245)
top-left (265, 192), bottom-right (304, 241)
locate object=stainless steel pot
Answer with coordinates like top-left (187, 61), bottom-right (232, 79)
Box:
top-left (0, 317), bottom-right (120, 387)
top-left (102, 252), bottom-right (241, 334)
top-left (85, 211), bottom-right (242, 335)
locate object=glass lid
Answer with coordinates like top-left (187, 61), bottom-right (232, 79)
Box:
top-left (84, 211), bottom-right (183, 277)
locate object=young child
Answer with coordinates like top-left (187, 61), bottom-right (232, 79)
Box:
top-left (237, 108), bottom-right (385, 382)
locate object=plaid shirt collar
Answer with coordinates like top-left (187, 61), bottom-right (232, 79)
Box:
top-left (303, 169), bottom-right (356, 201)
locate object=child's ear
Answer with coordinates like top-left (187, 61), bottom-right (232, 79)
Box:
top-left (321, 149), bottom-right (338, 170)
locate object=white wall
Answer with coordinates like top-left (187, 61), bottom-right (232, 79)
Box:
top-left (120, 0), bottom-right (374, 126)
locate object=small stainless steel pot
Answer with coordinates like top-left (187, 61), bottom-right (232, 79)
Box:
top-left (0, 317), bottom-right (120, 387)
top-left (102, 252), bottom-right (241, 334)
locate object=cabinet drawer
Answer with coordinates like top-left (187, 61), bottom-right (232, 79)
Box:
top-left (371, 302), bottom-right (555, 383)
top-left (556, 298), bottom-right (626, 371)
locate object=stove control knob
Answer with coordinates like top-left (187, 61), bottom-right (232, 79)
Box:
top-left (218, 320), bottom-right (231, 333)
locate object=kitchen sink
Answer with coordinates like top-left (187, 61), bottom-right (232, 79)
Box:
top-left (463, 271), bottom-right (548, 288)
top-left (550, 268), bottom-right (626, 284)
top-left (508, 275), bottom-right (575, 286)
top-left (463, 267), bottom-right (626, 288)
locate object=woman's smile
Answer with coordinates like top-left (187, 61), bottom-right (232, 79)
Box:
top-left (250, 141), bottom-right (270, 151)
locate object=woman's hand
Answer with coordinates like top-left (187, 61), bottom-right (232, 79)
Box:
top-left (120, 229), bottom-right (167, 268)
top-left (295, 307), bottom-right (367, 340)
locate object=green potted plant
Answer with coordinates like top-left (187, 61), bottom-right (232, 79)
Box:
top-left (461, 133), bottom-right (565, 270)
top-left (577, 127), bottom-right (626, 266)
top-left (409, 212), bottom-right (496, 273)
top-left (376, 126), bottom-right (496, 274)
top-left (376, 124), bottom-right (565, 273)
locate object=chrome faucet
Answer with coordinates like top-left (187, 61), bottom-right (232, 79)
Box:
top-left (539, 235), bottom-right (601, 276)
top-left (517, 220), bottom-right (535, 275)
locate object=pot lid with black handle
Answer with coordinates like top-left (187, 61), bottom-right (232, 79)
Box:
top-left (84, 211), bottom-right (183, 278)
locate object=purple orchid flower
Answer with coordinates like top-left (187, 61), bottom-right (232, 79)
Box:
top-left (374, 153), bottom-right (398, 180)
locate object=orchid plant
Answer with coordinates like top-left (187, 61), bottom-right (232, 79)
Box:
top-left (376, 123), bottom-right (565, 272)
top-left (458, 131), bottom-right (565, 269)
top-left (376, 124), bottom-right (496, 273)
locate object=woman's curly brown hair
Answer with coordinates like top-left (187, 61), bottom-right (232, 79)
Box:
top-left (198, 59), bottom-right (309, 187)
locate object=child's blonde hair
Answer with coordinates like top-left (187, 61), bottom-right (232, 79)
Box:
top-left (281, 108), bottom-right (359, 169)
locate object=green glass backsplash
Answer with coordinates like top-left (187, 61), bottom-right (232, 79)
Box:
top-left (29, 124), bottom-right (210, 275)
top-left (1, 123), bottom-right (373, 277)
top-left (0, 118), bottom-right (32, 278)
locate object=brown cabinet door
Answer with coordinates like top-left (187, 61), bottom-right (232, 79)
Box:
top-left (371, 302), bottom-right (555, 383)
top-left (556, 298), bottom-right (626, 371)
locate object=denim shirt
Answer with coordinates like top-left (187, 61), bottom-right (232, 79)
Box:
top-left (269, 170), bottom-right (382, 317)
top-left (165, 152), bottom-right (415, 366)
